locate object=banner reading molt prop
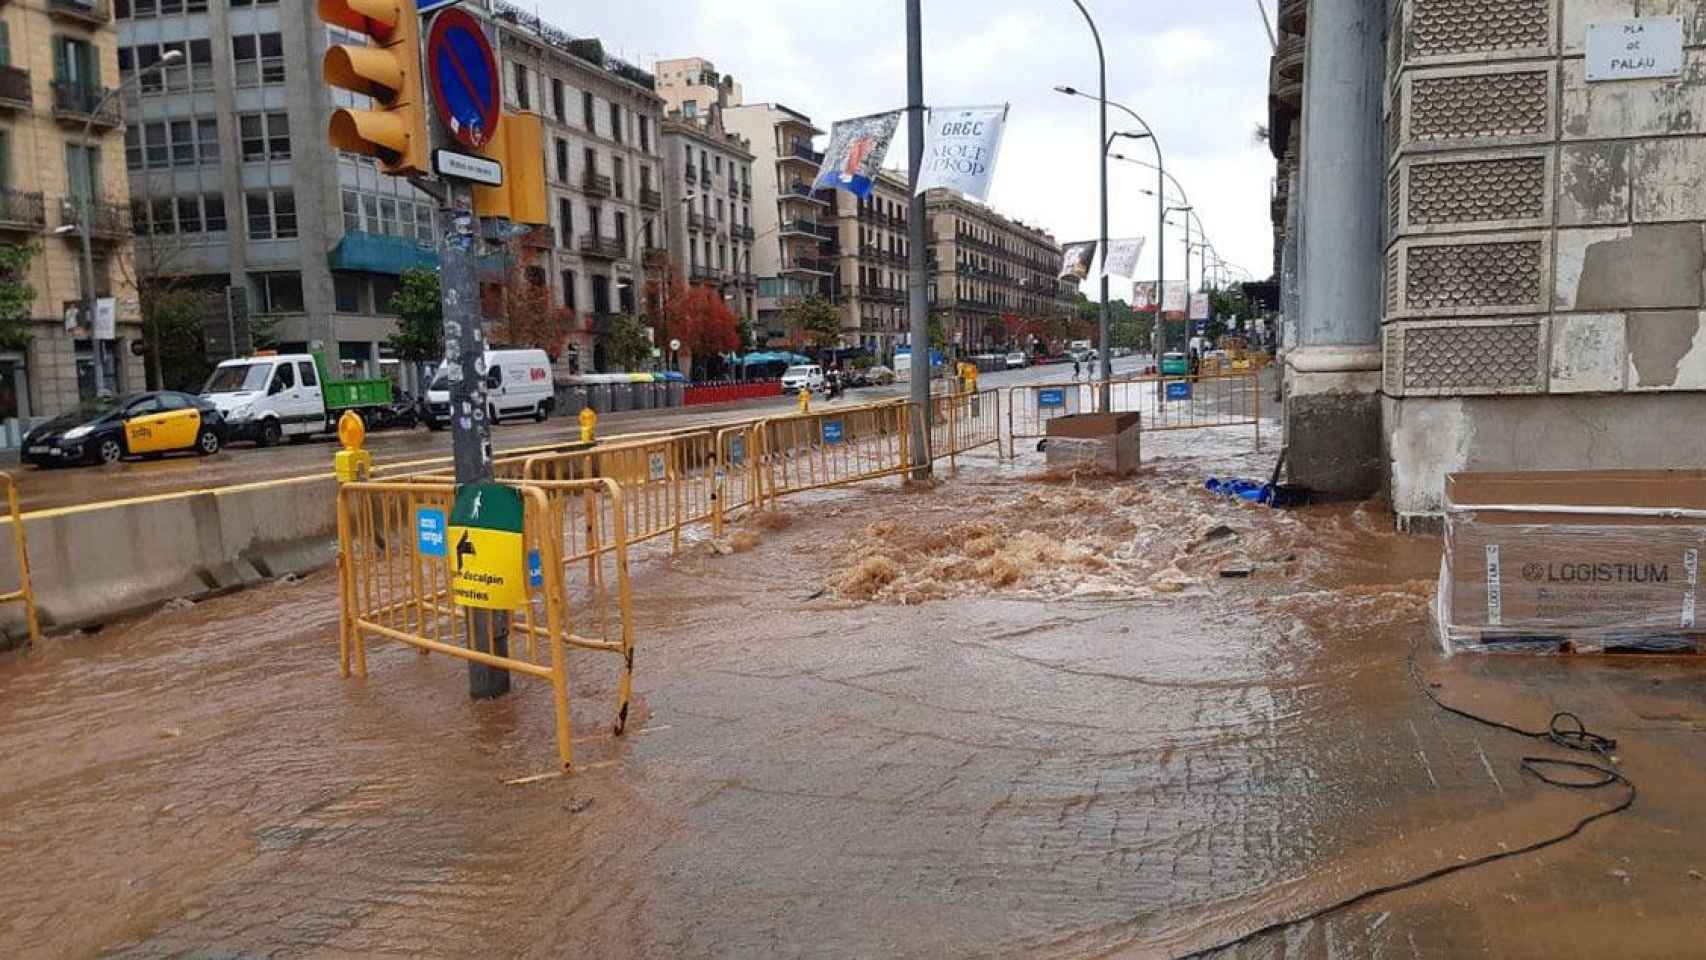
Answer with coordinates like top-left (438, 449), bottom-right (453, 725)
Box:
top-left (915, 104), bottom-right (1009, 201)
top-left (1102, 237), bottom-right (1146, 280)
top-left (813, 111), bottom-right (902, 199)
top-left (1059, 241), bottom-right (1097, 281)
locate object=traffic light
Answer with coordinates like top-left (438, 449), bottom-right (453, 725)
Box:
top-left (472, 111), bottom-right (547, 225)
top-left (320, 0), bottom-right (428, 177)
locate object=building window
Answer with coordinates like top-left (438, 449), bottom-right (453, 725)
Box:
top-left (232, 33), bottom-right (284, 86)
top-left (54, 36), bottom-right (99, 97)
top-left (372, 274), bottom-right (401, 314)
top-left (561, 270), bottom-right (576, 310)
top-left (65, 144), bottom-right (100, 202)
top-left (612, 159), bottom-right (624, 199)
top-left (204, 193), bottom-right (226, 232)
top-left (256, 273), bottom-right (304, 314)
top-left (682, 101), bottom-right (697, 119)
top-left (342, 190), bottom-right (360, 233)
top-left (591, 275), bottom-right (610, 314)
top-left (198, 117), bottom-right (220, 162)
top-left (554, 138), bottom-right (568, 182)
top-left (639, 116), bottom-right (651, 152)
top-left (609, 102), bottom-right (622, 144)
top-left (582, 91), bottom-right (595, 134)
top-left (551, 78), bottom-right (565, 123)
top-left (334, 274), bottom-right (363, 313)
top-left (587, 204), bottom-right (600, 238)
top-left (714, 156), bottom-right (722, 175)
top-left (614, 211), bottom-right (626, 249)
top-left (583, 146), bottom-right (596, 178)
top-left (558, 197), bottom-right (572, 247)
top-left (512, 61), bottom-right (529, 109)
top-left (246, 189), bottom-right (296, 240)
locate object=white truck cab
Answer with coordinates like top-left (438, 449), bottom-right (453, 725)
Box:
top-left (421, 349), bottom-right (555, 429)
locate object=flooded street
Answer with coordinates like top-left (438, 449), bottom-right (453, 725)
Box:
top-left (2, 425), bottom-right (1703, 958)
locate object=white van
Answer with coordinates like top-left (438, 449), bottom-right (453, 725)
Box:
top-left (780, 364), bottom-right (824, 394)
top-left (422, 349), bottom-right (555, 429)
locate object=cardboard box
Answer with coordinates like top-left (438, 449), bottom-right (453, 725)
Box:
top-left (1046, 413), bottom-right (1140, 476)
top-left (1439, 470), bottom-right (1706, 652)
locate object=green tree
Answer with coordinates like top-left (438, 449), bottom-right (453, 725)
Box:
top-left (782, 296), bottom-right (841, 353)
top-left (142, 286), bottom-right (221, 390)
top-left (927, 310), bottom-right (948, 352)
top-left (0, 243), bottom-right (37, 351)
top-left (386, 267), bottom-right (444, 386)
top-left (602, 313), bottom-right (654, 371)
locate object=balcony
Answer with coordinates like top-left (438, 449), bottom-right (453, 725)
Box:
top-left (0, 66), bottom-right (31, 111)
top-left (690, 265), bottom-right (721, 284)
top-left (741, 183), bottom-right (751, 199)
top-left (639, 187), bottom-right (662, 210)
top-left (52, 82), bottom-right (121, 127)
top-left (581, 172), bottom-right (612, 198)
top-left (699, 169), bottom-right (711, 188)
top-left (736, 225), bottom-right (756, 241)
top-left (783, 182), bottom-right (830, 205)
top-left (49, 0), bottom-right (109, 25)
top-left (578, 234), bottom-right (624, 259)
top-left (684, 164), bottom-right (698, 183)
top-left (727, 180), bottom-right (739, 198)
top-left (701, 216), bottom-right (719, 235)
top-left (780, 141), bottom-right (822, 168)
top-left (0, 189), bottom-right (44, 232)
top-left (58, 195), bottom-right (129, 240)
top-left (779, 218), bottom-right (820, 237)
top-left (781, 257), bottom-right (833, 276)
top-left (687, 211), bottom-right (705, 232)
top-left (815, 222), bottom-right (838, 241)
top-left (1278, 0), bottom-right (1305, 33)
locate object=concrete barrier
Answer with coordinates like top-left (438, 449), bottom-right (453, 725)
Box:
top-left (0, 473), bottom-right (340, 641)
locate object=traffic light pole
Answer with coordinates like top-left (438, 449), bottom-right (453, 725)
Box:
top-left (437, 179), bottom-right (510, 700)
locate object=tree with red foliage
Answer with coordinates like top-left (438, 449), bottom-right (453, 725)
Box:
top-left (677, 284), bottom-right (741, 372)
top-left (642, 253), bottom-right (690, 349)
top-left (496, 240), bottom-right (576, 358)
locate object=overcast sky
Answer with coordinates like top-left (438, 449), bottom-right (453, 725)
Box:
top-left (546, 0), bottom-right (1277, 296)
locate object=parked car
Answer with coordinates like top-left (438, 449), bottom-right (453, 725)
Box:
top-left (203, 352), bottom-right (392, 446)
top-left (23, 391), bottom-right (226, 467)
top-left (866, 365), bottom-right (896, 385)
top-left (780, 364), bottom-right (825, 393)
top-left (420, 349), bottom-right (555, 429)
top-left (1005, 351), bottom-right (1028, 370)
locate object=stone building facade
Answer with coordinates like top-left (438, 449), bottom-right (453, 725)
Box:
top-left (924, 188), bottom-right (1075, 354)
top-left (832, 168), bottom-right (911, 360)
top-left (1276, 0), bottom-right (1706, 522)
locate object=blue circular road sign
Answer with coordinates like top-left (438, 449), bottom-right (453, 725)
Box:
top-left (427, 9), bottom-right (500, 149)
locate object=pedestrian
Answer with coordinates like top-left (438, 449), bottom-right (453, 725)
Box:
top-left (1073, 357), bottom-right (1081, 380)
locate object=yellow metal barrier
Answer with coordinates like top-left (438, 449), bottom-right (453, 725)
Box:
top-left (521, 432), bottom-right (715, 557)
top-left (921, 389), bottom-right (1001, 469)
top-left (335, 477), bottom-right (635, 769)
top-left (754, 400), bottom-right (914, 508)
top-left (0, 471), bottom-right (39, 647)
top-left (712, 422), bottom-right (758, 536)
top-left (1004, 381), bottom-right (1098, 458)
top-left (1101, 371), bottom-right (1263, 449)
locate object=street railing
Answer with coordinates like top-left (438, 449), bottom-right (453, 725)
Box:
top-left (1103, 371), bottom-right (1262, 449)
top-left (921, 389), bottom-right (1001, 469)
top-left (0, 471), bottom-right (39, 647)
top-left (752, 400), bottom-right (914, 509)
top-left (1005, 381), bottom-right (1098, 458)
top-left (335, 478), bottom-right (635, 770)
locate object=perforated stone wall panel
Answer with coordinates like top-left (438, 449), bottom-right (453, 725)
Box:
top-left (1405, 68), bottom-right (1551, 150)
top-left (1401, 153), bottom-right (1550, 234)
top-left (1406, 0), bottom-right (1550, 60)
top-left (1402, 237), bottom-right (1546, 313)
top-left (1387, 320), bottom-right (1546, 395)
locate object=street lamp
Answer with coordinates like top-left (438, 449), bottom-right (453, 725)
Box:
top-left (69, 48), bottom-right (182, 399)
top-left (1053, 2), bottom-right (1112, 403)
top-left (1057, 83), bottom-right (1167, 358)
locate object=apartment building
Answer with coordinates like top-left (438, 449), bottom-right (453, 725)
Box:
top-left (722, 101), bottom-right (837, 340)
top-left (119, 0), bottom-right (436, 385)
top-left (924, 188), bottom-right (1074, 352)
top-left (654, 55), bottom-right (740, 125)
top-left (0, 0), bottom-right (142, 425)
top-left (659, 114), bottom-right (756, 329)
top-left (488, 1), bottom-right (663, 373)
top-left (832, 168), bottom-right (910, 360)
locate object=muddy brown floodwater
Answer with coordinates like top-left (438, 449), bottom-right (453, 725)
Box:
top-left (2, 426), bottom-right (1704, 958)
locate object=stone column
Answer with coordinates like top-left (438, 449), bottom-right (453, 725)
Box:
top-left (1284, 0), bottom-right (1388, 496)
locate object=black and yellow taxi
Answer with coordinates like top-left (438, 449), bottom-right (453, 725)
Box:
top-left (22, 391), bottom-right (227, 467)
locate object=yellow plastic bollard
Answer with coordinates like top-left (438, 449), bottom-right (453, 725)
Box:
top-left (333, 409), bottom-right (372, 483)
top-left (579, 404), bottom-right (598, 443)
top-left (798, 386), bottom-right (811, 414)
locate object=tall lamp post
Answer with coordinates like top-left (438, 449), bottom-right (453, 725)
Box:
top-left (626, 191), bottom-right (695, 372)
top-left (1058, 0), bottom-right (1112, 406)
top-left (64, 48), bottom-right (182, 398)
top-left (1056, 85), bottom-right (1165, 362)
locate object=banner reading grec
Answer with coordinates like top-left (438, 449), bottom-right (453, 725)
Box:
top-left (915, 104), bottom-right (1009, 201)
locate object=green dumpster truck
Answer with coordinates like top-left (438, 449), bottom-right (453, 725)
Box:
top-left (200, 350), bottom-right (396, 446)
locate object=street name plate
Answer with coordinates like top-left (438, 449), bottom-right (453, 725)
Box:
top-left (434, 148), bottom-right (503, 185)
top-left (1586, 17), bottom-right (1683, 82)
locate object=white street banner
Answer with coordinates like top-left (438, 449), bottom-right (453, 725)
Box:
top-left (1102, 237), bottom-right (1146, 280)
top-left (1131, 282), bottom-right (1158, 309)
top-left (1189, 292), bottom-right (1211, 321)
top-left (1162, 281), bottom-right (1189, 313)
top-left (94, 297), bottom-right (117, 340)
top-left (1060, 240), bottom-right (1097, 281)
top-left (916, 104), bottom-right (1008, 201)
top-left (813, 110), bottom-right (901, 199)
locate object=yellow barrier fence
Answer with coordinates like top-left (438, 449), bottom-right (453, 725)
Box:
top-left (921, 389), bottom-right (1001, 468)
top-left (0, 471), bottom-right (39, 647)
top-left (1101, 371), bottom-right (1263, 449)
top-left (1004, 381), bottom-right (1098, 458)
top-left (336, 478), bottom-right (635, 769)
top-left (520, 431), bottom-right (719, 558)
top-left (753, 400), bottom-right (914, 508)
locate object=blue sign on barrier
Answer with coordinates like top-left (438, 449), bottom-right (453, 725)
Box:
top-left (527, 549), bottom-right (543, 588)
top-left (729, 435), bottom-right (746, 465)
top-left (823, 420), bottom-right (845, 444)
top-left (1038, 388), bottom-right (1065, 408)
top-left (417, 508), bottom-right (448, 557)
top-left (1166, 382), bottom-right (1192, 401)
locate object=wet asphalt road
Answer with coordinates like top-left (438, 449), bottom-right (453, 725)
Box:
top-left (2, 430), bottom-right (1702, 958)
top-left (9, 359), bottom-right (1147, 513)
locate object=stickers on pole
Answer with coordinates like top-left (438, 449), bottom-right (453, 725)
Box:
top-left (448, 482), bottom-right (526, 610)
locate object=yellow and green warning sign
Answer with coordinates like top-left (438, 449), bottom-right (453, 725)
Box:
top-left (449, 482), bottom-right (526, 610)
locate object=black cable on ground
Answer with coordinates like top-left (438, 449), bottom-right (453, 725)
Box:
top-left (1173, 641), bottom-right (1636, 959)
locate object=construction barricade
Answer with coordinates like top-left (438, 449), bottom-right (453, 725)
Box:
top-left (921, 389), bottom-right (1002, 468)
top-left (753, 400), bottom-right (914, 508)
top-left (1101, 371), bottom-right (1262, 450)
top-left (0, 471), bottom-right (38, 647)
top-left (1005, 381), bottom-right (1097, 458)
top-left (336, 477), bottom-right (634, 770)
